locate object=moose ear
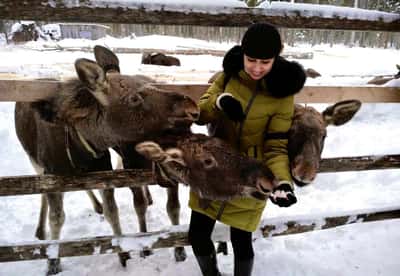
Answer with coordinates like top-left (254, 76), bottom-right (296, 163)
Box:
top-left (94, 45), bottom-right (120, 73)
top-left (322, 99), bottom-right (362, 126)
top-left (135, 141), bottom-right (166, 162)
top-left (75, 58), bottom-right (105, 88)
top-left (75, 58), bottom-right (109, 106)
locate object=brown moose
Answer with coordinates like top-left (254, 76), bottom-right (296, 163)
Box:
top-left (14, 46), bottom-right (199, 275)
top-left (135, 133), bottom-right (277, 208)
top-left (11, 23), bottom-right (39, 44)
top-left (288, 100), bottom-right (361, 186)
top-left (141, 52), bottom-right (181, 66)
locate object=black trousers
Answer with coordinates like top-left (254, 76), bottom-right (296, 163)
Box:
top-left (188, 210), bottom-right (254, 260)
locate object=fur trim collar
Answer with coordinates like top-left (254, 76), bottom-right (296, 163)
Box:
top-left (222, 45), bottom-right (307, 98)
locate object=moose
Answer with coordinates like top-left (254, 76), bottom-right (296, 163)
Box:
top-left (288, 100), bottom-right (361, 186)
top-left (11, 22), bottom-right (40, 44)
top-left (141, 52), bottom-right (181, 66)
top-left (135, 133), bottom-right (277, 208)
top-left (14, 45), bottom-right (199, 275)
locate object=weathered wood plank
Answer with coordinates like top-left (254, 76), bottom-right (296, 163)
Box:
top-left (0, 169), bottom-right (154, 196)
top-left (0, 154), bottom-right (399, 197)
top-left (1, 207), bottom-right (399, 262)
top-left (320, 155), bottom-right (400, 172)
top-left (260, 207), bottom-right (400, 237)
top-left (158, 84), bottom-right (400, 103)
top-left (0, 79), bottom-right (61, 102)
top-left (0, 79), bottom-right (399, 103)
top-left (0, 1), bottom-right (399, 31)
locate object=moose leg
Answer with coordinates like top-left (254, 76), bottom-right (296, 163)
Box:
top-left (35, 194), bottom-right (48, 240)
top-left (86, 190), bottom-right (103, 214)
top-left (46, 192), bottom-right (65, 275)
top-left (167, 186), bottom-right (187, 262)
top-left (130, 186), bottom-right (153, 257)
top-left (99, 188), bottom-right (130, 266)
top-left (31, 160), bottom-right (49, 240)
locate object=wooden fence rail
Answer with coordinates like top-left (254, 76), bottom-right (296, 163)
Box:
top-left (1, 79), bottom-right (400, 103)
top-left (0, 1), bottom-right (399, 31)
top-left (1, 206), bottom-right (399, 262)
top-left (0, 154), bottom-right (399, 197)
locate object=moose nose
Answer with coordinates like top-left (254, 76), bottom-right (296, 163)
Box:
top-left (188, 110), bottom-right (200, 121)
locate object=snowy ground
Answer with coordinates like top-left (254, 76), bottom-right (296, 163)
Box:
top-left (0, 35), bottom-right (399, 276)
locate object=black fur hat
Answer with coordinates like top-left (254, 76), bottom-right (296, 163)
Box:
top-left (222, 46), bottom-right (306, 97)
top-left (241, 23), bottom-right (282, 59)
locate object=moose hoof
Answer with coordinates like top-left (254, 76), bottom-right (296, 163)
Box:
top-left (35, 228), bottom-right (46, 240)
top-left (94, 204), bottom-right (103, 215)
top-left (217, 242), bottom-right (228, 255)
top-left (118, 252), bottom-right (131, 267)
top-left (47, 258), bottom-right (62, 275)
top-left (174, 247), bottom-right (187, 262)
top-left (139, 248), bottom-right (153, 258)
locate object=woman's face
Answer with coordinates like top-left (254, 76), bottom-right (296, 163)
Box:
top-left (243, 54), bottom-right (275, 80)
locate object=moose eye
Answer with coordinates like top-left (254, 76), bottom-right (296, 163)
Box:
top-left (202, 157), bottom-right (217, 169)
top-left (170, 152), bottom-right (180, 159)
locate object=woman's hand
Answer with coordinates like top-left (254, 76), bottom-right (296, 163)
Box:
top-left (269, 182), bottom-right (297, 207)
top-left (216, 93), bottom-right (245, 122)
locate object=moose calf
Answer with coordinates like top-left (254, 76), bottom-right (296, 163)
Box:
top-left (135, 133), bottom-right (277, 207)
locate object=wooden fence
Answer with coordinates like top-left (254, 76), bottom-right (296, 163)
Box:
top-left (0, 80), bottom-right (399, 263)
top-left (0, 0), bottom-right (399, 266)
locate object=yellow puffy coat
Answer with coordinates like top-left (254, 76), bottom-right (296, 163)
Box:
top-left (189, 70), bottom-right (295, 232)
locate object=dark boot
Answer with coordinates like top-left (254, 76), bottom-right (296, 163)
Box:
top-left (234, 257), bottom-right (254, 276)
top-left (194, 253), bottom-right (221, 276)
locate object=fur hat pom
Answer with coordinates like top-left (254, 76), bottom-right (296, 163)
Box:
top-left (264, 56), bottom-right (307, 98)
top-left (222, 45), bottom-right (244, 76)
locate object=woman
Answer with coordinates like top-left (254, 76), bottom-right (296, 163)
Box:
top-left (188, 23), bottom-right (306, 276)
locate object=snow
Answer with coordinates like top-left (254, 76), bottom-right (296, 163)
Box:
top-left (0, 33), bottom-right (400, 276)
top-left (54, 0), bottom-right (247, 14)
top-left (260, 2), bottom-right (400, 22)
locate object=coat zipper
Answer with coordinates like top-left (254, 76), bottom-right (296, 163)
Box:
top-left (216, 85), bottom-right (259, 221)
